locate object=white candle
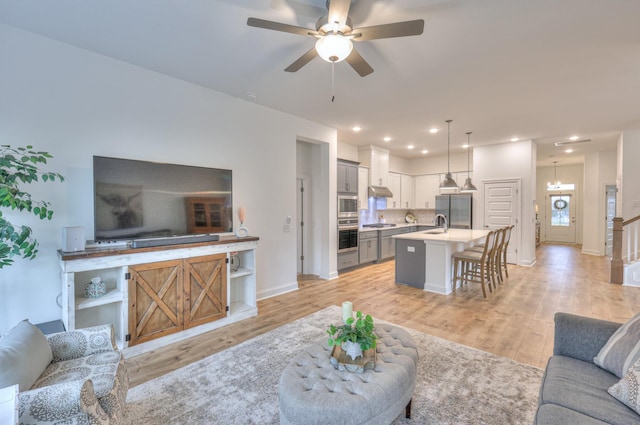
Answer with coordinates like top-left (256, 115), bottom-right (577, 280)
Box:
top-left (342, 301), bottom-right (353, 322)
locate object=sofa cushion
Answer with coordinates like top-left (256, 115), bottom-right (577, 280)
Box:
top-left (535, 403), bottom-right (610, 425)
top-left (595, 311), bottom-right (640, 378)
top-left (539, 355), bottom-right (640, 425)
top-left (609, 357), bottom-right (640, 415)
top-left (0, 320), bottom-right (53, 391)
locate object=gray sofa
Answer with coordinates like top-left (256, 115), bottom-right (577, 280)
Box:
top-left (536, 312), bottom-right (640, 424)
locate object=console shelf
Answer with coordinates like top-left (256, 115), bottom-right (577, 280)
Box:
top-left (59, 236), bottom-right (258, 355)
top-left (76, 289), bottom-right (123, 310)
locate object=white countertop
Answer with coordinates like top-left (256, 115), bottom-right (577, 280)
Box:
top-left (392, 228), bottom-right (490, 243)
top-left (359, 223), bottom-right (437, 232)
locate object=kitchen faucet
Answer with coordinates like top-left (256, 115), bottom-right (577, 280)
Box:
top-left (434, 214), bottom-right (448, 233)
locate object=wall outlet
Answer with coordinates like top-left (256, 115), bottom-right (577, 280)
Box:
top-left (407, 246), bottom-right (415, 253)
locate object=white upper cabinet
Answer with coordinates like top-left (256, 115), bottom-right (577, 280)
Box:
top-left (401, 174), bottom-right (414, 209)
top-left (358, 146), bottom-right (389, 187)
top-left (414, 174), bottom-right (441, 209)
top-left (387, 172), bottom-right (402, 209)
top-left (358, 167), bottom-right (369, 210)
top-left (387, 172), bottom-right (413, 209)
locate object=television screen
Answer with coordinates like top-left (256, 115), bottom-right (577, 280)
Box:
top-left (93, 156), bottom-right (232, 241)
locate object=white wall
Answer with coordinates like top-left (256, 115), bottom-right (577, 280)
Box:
top-left (337, 142), bottom-right (358, 163)
top-left (620, 130), bottom-right (640, 220)
top-left (0, 24), bottom-right (337, 332)
top-left (473, 140), bottom-right (537, 266)
top-left (408, 152), bottom-right (470, 176)
top-left (581, 151), bottom-right (616, 256)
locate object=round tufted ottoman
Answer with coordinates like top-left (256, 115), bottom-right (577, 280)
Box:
top-left (278, 323), bottom-right (419, 425)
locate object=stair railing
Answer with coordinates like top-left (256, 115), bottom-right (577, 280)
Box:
top-left (611, 215), bottom-right (640, 284)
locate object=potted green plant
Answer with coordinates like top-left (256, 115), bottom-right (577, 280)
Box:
top-left (327, 311), bottom-right (377, 360)
top-left (0, 145), bottom-right (64, 268)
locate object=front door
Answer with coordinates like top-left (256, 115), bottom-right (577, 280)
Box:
top-left (546, 193), bottom-right (576, 243)
top-left (483, 180), bottom-right (519, 264)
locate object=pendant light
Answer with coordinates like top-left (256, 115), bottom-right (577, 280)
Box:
top-left (460, 132), bottom-right (478, 193)
top-left (439, 119), bottom-right (458, 190)
top-left (547, 161), bottom-right (561, 190)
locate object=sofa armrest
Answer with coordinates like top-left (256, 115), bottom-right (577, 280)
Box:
top-left (47, 324), bottom-right (117, 362)
top-left (19, 379), bottom-right (108, 424)
top-left (554, 312), bottom-right (621, 362)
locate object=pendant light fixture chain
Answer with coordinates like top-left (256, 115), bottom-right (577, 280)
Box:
top-left (461, 131), bottom-right (478, 192)
top-left (439, 119), bottom-right (458, 190)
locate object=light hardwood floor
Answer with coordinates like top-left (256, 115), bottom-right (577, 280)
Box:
top-left (126, 243), bottom-right (640, 388)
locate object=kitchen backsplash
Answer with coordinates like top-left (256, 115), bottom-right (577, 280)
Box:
top-left (359, 198), bottom-right (436, 225)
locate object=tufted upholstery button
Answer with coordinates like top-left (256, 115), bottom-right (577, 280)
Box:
top-left (278, 324), bottom-right (418, 425)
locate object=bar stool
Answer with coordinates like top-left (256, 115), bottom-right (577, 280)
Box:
top-left (467, 227), bottom-right (504, 288)
top-left (500, 225), bottom-right (515, 279)
top-left (452, 230), bottom-right (496, 298)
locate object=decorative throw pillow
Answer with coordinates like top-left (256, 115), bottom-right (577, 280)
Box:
top-left (595, 312), bottom-right (640, 378)
top-left (0, 320), bottom-right (53, 391)
top-left (609, 357), bottom-right (640, 414)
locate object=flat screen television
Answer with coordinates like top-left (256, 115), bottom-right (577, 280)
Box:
top-left (93, 156), bottom-right (233, 241)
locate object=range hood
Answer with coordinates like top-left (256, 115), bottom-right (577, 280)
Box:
top-left (368, 186), bottom-right (393, 198)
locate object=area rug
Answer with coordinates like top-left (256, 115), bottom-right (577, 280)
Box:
top-left (125, 306), bottom-right (543, 424)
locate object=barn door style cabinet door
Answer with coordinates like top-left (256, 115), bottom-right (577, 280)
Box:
top-left (127, 254), bottom-right (227, 347)
top-left (59, 238), bottom-right (257, 356)
top-left (128, 260), bottom-right (184, 347)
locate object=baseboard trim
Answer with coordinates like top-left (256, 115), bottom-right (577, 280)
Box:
top-left (581, 248), bottom-right (603, 256)
top-left (257, 281), bottom-right (299, 301)
top-left (518, 258), bottom-right (537, 267)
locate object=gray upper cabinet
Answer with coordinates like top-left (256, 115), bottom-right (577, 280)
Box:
top-left (337, 160), bottom-right (359, 194)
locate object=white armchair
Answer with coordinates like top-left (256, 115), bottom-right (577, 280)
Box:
top-left (0, 321), bottom-right (128, 425)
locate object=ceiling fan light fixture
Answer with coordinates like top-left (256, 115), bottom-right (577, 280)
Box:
top-left (315, 33), bottom-right (353, 63)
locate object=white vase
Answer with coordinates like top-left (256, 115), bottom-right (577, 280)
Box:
top-left (341, 340), bottom-right (363, 360)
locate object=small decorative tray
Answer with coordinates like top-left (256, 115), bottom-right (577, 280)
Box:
top-left (330, 345), bottom-right (376, 373)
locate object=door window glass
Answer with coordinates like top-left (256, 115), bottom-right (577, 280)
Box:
top-left (550, 195), bottom-right (570, 227)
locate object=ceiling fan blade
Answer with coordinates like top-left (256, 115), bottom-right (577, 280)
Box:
top-left (285, 47), bottom-right (319, 72)
top-left (328, 0), bottom-right (352, 28)
top-left (353, 19), bottom-right (424, 41)
top-left (346, 48), bottom-right (374, 77)
top-left (247, 17), bottom-right (318, 37)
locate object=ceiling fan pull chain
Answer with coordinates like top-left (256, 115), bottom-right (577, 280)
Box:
top-left (331, 61), bottom-right (336, 102)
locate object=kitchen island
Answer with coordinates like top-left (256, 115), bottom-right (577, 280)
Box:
top-left (393, 228), bottom-right (491, 295)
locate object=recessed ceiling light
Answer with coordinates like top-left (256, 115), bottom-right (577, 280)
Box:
top-left (246, 92), bottom-right (257, 101)
top-left (383, 136), bottom-right (391, 142)
top-left (565, 148), bottom-right (573, 153)
top-left (421, 149), bottom-right (429, 154)
top-left (510, 137), bottom-right (519, 142)
top-left (352, 126), bottom-right (361, 132)
top-left (569, 135), bottom-right (579, 141)
top-left (407, 145), bottom-right (415, 150)
top-left (462, 144), bottom-right (469, 149)
top-left (429, 128), bottom-right (439, 134)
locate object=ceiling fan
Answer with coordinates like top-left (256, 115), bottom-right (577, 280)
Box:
top-left (247, 0), bottom-right (424, 77)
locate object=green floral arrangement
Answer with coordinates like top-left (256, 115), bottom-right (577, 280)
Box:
top-left (327, 311), bottom-right (377, 351)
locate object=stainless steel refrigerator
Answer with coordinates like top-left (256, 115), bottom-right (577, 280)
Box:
top-left (435, 194), bottom-right (473, 229)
